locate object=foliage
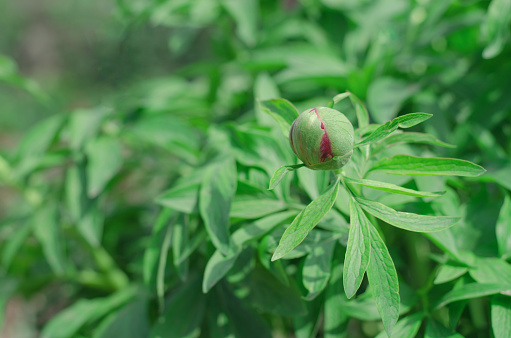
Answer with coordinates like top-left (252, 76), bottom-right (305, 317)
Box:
top-left (1, 0), bottom-right (511, 337)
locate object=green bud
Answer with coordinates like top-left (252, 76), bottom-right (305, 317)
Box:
top-left (289, 107), bottom-right (354, 170)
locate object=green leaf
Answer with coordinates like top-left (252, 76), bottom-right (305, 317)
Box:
top-left (481, 0), bottom-right (511, 59)
top-left (355, 196), bottom-right (460, 232)
top-left (332, 92), bottom-right (351, 105)
top-left (203, 211), bottom-right (296, 293)
top-left (366, 224), bottom-right (400, 337)
top-left (258, 98), bottom-right (299, 137)
top-left (496, 194), bottom-right (511, 259)
top-left (372, 132), bottom-right (455, 154)
top-left (375, 312), bottom-right (423, 338)
top-left (143, 208), bottom-right (174, 289)
top-left (42, 286), bottom-right (136, 338)
top-left (32, 204), bottom-right (66, 276)
top-left (93, 298), bottom-right (150, 338)
top-left (492, 294), bottom-right (511, 338)
top-left (345, 176), bottom-right (442, 197)
top-left (172, 216), bottom-right (189, 281)
top-left (222, 0), bottom-right (259, 47)
top-left (85, 136), bottom-right (123, 198)
top-left (150, 276), bottom-right (206, 338)
top-left (434, 263), bottom-right (468, 285)
top-left (425, 318), bottom-right (463, 338)
top-left (203, 250), bottom-right (238, 293)
top-left (356, 113), bottom-right (432, 147)
top-left (303, 239), bottom-right (336, 300)
top-left (343, 199), bottom-right (371, 299)
top-left (155, 171), bottom-right (202, 214)
top-left (230, 198), bottom-right (286, 219)
top-left (199, 156), bottom-right (237, 255)
top-left (367, 77), bottom-right (419, 123)
top-left (469, 257), bottom-right (511, 285)
top-left (268, 164), bottom-right (304, 190)
top-left (68, 108), bottom-right (105, 151)
top-left (156, 215), bottom-right (173, 314)
top-left (272, 177), bottom-right (340, 261)
top-left (245, 267), bottom-right (307, 316)
top-left (324, 255), bottom-right (349, 338)
top-left (1, 221), bottom-right (32, 271)
top-left (435, 283), bottom-right (511, 309)
top-left (371, 155), bottom-right (486, 176)
top-left (349, 93), bottom-right (369, 128)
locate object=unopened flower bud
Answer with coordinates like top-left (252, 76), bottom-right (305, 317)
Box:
top-left (289, 107), bottom-right (354, 170)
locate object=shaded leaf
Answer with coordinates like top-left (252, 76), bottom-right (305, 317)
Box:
top-left (272, 177), bottom-right (340, 261)
top-left (375, 312), bottom-right (423, 338)
top-left (199, 156), bottom-right (237, 255)
top-left (258, 98), bottom-right (299, 137)
top-left (85, 136), bottom-right (123, 198)
top-left (435, 283), bottom-right (511, 309)
top-left (367, 77), bottom-right (419, 123)
top-left (303, 239), bottom-right (336, 300)
top-left (366, 225), bottom-right (400, 337)
top-left (492, 294), bottom-right (511, 338)
top-left (425, 318), bottom-right (463, 338)
top-left (496, 194), bottom-right (511, 259)
top-left (343, 198), bottom-right (371, 299)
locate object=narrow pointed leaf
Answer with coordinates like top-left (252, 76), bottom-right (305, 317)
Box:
top-left (268, 164), bottom-right (304, 190)
top-left (259, 98), bottom-right (299, 137)
top-left (496, 194), bottom-right (511, 259)
top-left (375, 312), bottom-right (423, 338)
top-left (356, 113), bottom-right (432, 147)
top-left (199, 157), bottom-right (237, 255)
top-left (366, 225), bottom-right (400, 337)
top-left (303, 239), bottom-right (336, 300)
top-left (492, 294), bottom-right (511, 338)
top-left (272, 177), bottom-right (340, 261)
top-left (350, 93), bottom-right (369, 128)
top-left (344, 176), bottom-right (442, 197)
top-left (355, 197), bottom-right (460, 232)
top-left (371, 155), bottom-right (486, 176)
top-left (372, 132), bottom-right (455, 154)
top-left (343, 199), bottom-right (371, 299)
top-left (435, 283), bottom-right (511, 309)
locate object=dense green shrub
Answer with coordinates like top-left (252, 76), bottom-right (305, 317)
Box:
top-left (0, 0), bottom-right (510, 337)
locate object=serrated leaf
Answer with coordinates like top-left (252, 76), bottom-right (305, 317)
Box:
top-left (199, 156), bottom-right (237, 255)
top-left (343, 199), bottom-right (371, 299)
top-left (268, 164), bottom-right (304, 190)
top-left (496, 194), bottom-right (511, 259)
top-left (303, 239), bottom-right (336, 300)
top-left (85, 136), bottom-right (123, 198)
top-left (258, 98), bottom-right (299, 137)
top-left (492, 294), bottom-right (511, 338)
top-left (371, 155), bottom-right (486, 176)
top-left (355, 196), bottom-right (460, 232)
top-left (366, 225), bottom-right (400, 337)
top-left (272, 177), bottom-right (340, 261)
top-left (435, 283), bottom-right (511, 309)
top-left (345, 176), bottom-right (442, 197)
top-left (356, 113), bottom-right (432, 147)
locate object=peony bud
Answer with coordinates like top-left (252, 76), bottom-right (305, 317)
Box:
top-left (289, 107), bottom-right (354, 170)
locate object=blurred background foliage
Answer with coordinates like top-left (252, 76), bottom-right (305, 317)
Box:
top-left (0, 0), bottom-right (510, 337)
